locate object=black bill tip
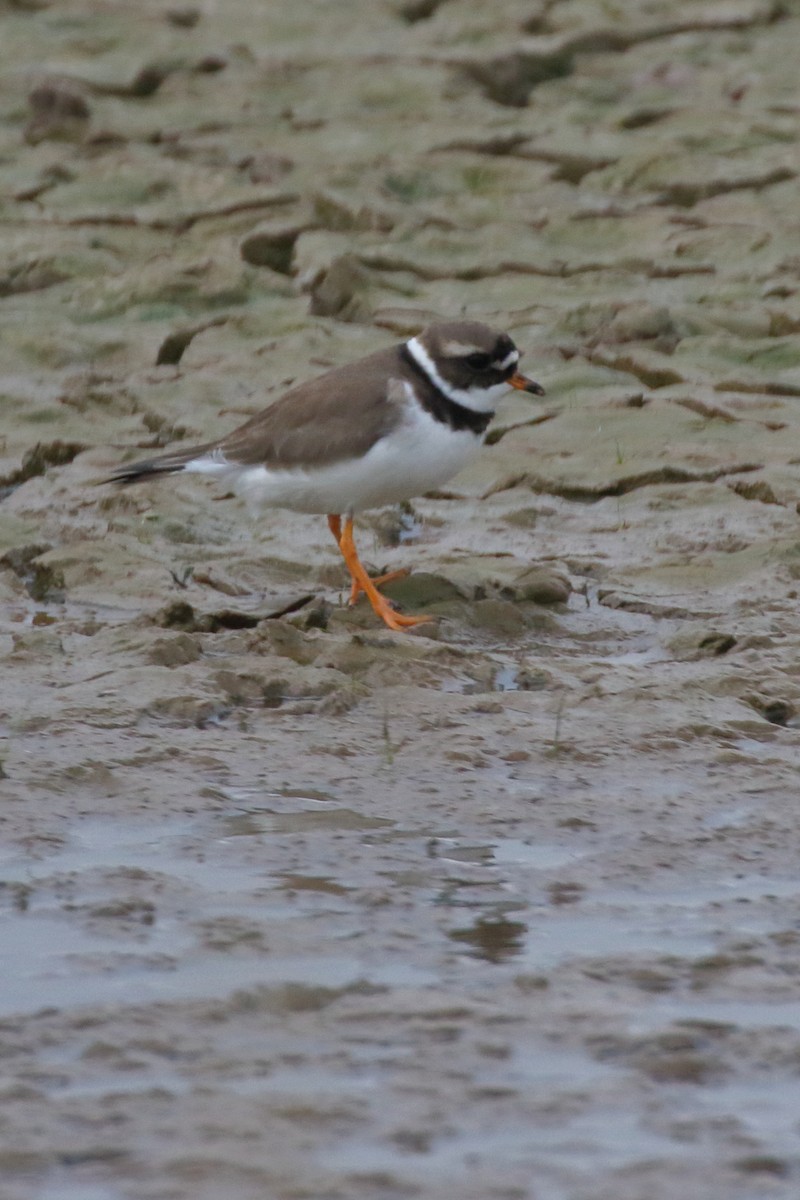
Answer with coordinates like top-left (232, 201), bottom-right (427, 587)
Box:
top-left (510, 372), bottom-right (545, 397)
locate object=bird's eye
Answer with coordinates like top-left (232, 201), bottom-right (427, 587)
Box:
top-left (465, 352), bottom-right (491, 370)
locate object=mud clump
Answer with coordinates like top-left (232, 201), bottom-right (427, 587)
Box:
top-left (1, 442), bottom-right (85, 499)
top-left (1, 545), bottom-right (65, 602)
top-left (25, 77), bottom-right (91, 144)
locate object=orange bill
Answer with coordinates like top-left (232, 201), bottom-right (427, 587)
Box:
top-left (509, 372), bottom-right (545, 396)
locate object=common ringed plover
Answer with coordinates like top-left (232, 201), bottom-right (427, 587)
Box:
top-left (105, 320), bottom-right (544, 631)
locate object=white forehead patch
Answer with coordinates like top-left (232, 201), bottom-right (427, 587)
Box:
top-left (440, 339), bottom-right (485, 357)
top-left (438, 340), bottom-right (519, 370)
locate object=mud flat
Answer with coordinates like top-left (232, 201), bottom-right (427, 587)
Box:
top-left (3, 2), bottom-right (800, 1198)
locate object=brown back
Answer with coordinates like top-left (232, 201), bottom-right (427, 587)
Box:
top-left (218, 345), bottom-right (408, 469)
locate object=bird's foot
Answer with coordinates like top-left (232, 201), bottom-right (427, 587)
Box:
top-left (367, 590), bottom-right (435, 631)
top-left (332, 514), bottom-right (433, 632)
top-left (347, 566), bottom-right (409, 607)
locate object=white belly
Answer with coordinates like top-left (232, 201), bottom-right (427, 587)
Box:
top-left (187, 403), bottom-right (483, 515)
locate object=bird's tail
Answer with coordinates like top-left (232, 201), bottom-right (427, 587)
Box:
top-left (102, 442), bottom-right (215, 487)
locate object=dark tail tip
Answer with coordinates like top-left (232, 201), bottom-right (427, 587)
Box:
top-left (101, 459), bottom-right (185, 487)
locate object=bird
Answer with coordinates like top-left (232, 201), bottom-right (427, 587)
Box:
top-left (105, 320), bottom-right (544, 631)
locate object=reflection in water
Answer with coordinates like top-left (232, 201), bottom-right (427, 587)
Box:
top-left (448, 915), bottom-right (528, 963)
top-left (221, 807), bottom-right (395, 835)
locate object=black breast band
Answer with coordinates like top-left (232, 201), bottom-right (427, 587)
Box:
top-left (399, 345), bottom-right (493, 436)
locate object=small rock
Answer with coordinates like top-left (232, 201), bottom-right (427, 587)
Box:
top-left (25, 77), bottom-right (90, 144)
top-left (468, 598), bottom-right (529, 638)
top-left (245, 153), bottom-right (295, 184)
top-left (308, 255), bottom-right (373, 322)
top-left (607, 302), bottom-right (680, 348)
top-left (393, 0), bottom-right (446, 22)
top-left (126, 63), bottom-right (172, 97)
top-left (382, 571), bottom-right (466, 608)
top-left (746, 695), bottom-right (795, 727)
top-left (730, 478), bottom-right (780, 505)
top-left (156, 601), bottom-right (199, 631)
top-left (697, 632), bottom-right (737, 657)
top-left (252, 621), bottom-right (319, 665)
top-left (194, 55), bottom-right (227, 74)
top-left (515, 668), bottom-right (550, 690)
top-left (503, 507), bottom-right (539, 529)
top-left (240, 218), bottom-right (311, 274)
top-left (288, 597), bottom-right (333, 631)
top-left (510, 566), bottom-right (571, 605)
top-left (313, 188), bottom-right (398, 233)
top-left (147, 634), bottom-right (202, 668)
top-left (155, 316), bottom-right (227, 366)
top-left (459, 48), bottom-right (573, 108)
top-left (166, 6), bottom-right (200, 27)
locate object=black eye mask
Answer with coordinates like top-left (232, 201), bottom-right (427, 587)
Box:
top-left (465, 352), bottom-right (492, 370)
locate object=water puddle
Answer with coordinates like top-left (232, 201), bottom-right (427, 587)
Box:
top-left (731, 736), bottom-right (784, 759)
top-left (599, 643), bottom-right (666, 667)
top-left (598, 873), bottom-right (800, 908)
top-left (324, 1109), bottom-right (683, 1192)
top-left (214, 785), bottom-right (337, 807)
top-left (0, 806), bottom-right (429, 1017)
top-left (636, 998), bottom-right (800, 1033)
top-left (230, 1064), bottom-right (381, 1098)
top-left (439, 665), bottom-right (548, 694)
top-left (518, 912), bottom-right (716, 970)
top-left (439, 674), bottom-right (482, 694)
top-left (34, 1183), bottom-right (124, 1200)
top-left (431, 840), bottom-right (494, 866)
top-left (397, 509), bottom-right (423, 544)
top-left (0, 816), bottom-right (270, 896)
top-left (494, 664), bottom-right (520, 691)
top-left (693, 1076), bottom-right (800, 1142)
top-left (431, 836), bottom-right (585, 872)
top-left (0, 900), bottom-right (433, 1017)
top-left (491, 837), bottom-right (587, 870)
top-left (702, 803), bottom-right (757, 829)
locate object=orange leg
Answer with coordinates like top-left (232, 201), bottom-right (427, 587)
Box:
top-left (327, 513), bottom-right (433, 631)
top-left (327, 513), bottom-right (409, 608)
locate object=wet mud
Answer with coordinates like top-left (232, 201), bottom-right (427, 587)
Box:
top-left (3, 2), bottom-right (800, 1198)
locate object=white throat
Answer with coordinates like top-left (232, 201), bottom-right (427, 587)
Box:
top-left (406, 336), bottom-right (510, 414)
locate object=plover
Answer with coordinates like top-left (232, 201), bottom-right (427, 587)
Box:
top-left (106, 320), bottom-right (544, 631)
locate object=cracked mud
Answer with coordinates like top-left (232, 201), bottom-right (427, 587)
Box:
top-left (3, 2), bottom-right (800, 1199)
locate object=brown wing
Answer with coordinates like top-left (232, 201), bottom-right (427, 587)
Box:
top-left (218, 345), bottom-right (407, 469)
